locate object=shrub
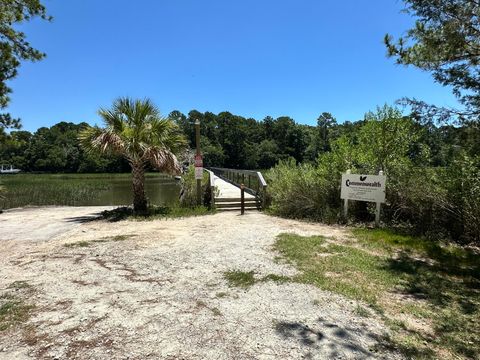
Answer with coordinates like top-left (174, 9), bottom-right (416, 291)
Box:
top-left (268, 106), bottom-right (480, 244)
top-left (179, 166), bottom-right (215, 208)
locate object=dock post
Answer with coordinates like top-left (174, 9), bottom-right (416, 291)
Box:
top-left (241, 184), bottom-right (245, 215)
top-left (262, 185), bottom-right (267, 209)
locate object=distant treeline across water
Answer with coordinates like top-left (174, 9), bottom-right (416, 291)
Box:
top-left (0, 109), bottom-right (479, 173)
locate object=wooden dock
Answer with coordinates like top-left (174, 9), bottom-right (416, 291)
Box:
top-left (209, 173), bottom-right (260, 212)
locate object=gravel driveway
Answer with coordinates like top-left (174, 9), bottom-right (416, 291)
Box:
top-left (0, 208), bottom-right (401, 359)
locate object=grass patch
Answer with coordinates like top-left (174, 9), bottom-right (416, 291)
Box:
top-left (0, 282), bottom-right (34, 332)
top-left (0, 301), bottom-right (33, 331)
top-left (224, 270), bottom-right (256, 288)
top-left (100, 205), bottom-right (213, 222)
top-left (8, 281), bottom-right (31, 290)
top-left (64, 241), bottom-right (91, 248)
top-left (262, 274), bottom-right (291, 283)
top-left (354, 304), bottom-right (371, 318)
top-left (224, 270), bottom-right (291, 288)
top-left (63, 234), bottom-right (136, 248)
top-left (274, 233), bottom-right (397, 304)
top-left (274, 230), bottom-right (480, 359)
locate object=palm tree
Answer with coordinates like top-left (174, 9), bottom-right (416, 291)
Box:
top-left (80, 97), bottom-right (186, 213)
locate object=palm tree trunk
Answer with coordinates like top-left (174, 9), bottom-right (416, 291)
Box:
top-left (131, 163), bottom-right (147, 213)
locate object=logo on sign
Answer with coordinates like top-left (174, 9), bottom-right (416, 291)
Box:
top-left (360, 176), bottom-right (367, 181)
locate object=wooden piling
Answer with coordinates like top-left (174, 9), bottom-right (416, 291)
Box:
top-left (241, 184), bottom-right (245, 215)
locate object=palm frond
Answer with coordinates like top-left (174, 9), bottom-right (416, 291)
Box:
top-left (143, 147), bottom-right (182, 175)
top-left (78, 126), bottom-right (124, 155)
top-left (79, 97), bottom-right (186, 174)
top-left (98, 108), bottom-right (125, 132)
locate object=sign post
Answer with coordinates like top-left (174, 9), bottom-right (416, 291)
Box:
top-left (343, 169), bottom-right (351, 219)
top-left (194, 119), bottom-right (202, 205)
top-left (340, 171), bottom-right (386, 227)
top-left (374, 171), bottom-right (384, 227)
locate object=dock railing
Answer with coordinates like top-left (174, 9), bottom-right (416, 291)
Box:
top-left (208, 167), bottom-right (268, 209)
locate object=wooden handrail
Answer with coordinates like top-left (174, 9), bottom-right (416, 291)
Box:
top-left (256, 171), bottom-right (267, 187)
top-left (208, 167), bottom-right (268, 208)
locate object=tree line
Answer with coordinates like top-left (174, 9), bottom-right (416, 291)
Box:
top-left (0, 109), bottom-right (478, 174)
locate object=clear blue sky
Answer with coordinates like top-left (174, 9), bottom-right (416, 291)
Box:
top-left (6, 0), bottom-right (459, 132)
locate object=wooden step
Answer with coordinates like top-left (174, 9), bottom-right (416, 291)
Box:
top-left (215, 197), bottom-right (257, 203)
top-left (216, 207), bottom-right (260, 212)
top-left (215, 203), bottom-right (260, 209)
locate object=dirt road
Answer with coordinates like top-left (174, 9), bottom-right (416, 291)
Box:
top-left (0, 207), bottom-right (401, 359)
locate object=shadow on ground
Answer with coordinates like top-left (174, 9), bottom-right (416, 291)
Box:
top-left (275, 317), bottom-right (383, 359)
top-left (63, 213), bottom-right (105, 224)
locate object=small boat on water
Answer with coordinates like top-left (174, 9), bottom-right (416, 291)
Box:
top-left (0, 165), bottom-right (21, 174)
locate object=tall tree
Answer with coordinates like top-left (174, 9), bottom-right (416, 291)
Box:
top-left (316, 112), bottom-right (337, 152)
top-left (0, 0), bottom-right (51, 129)
top-left (80, 98), bottom-right (186, 212)
top-left (385, 0), bottom-right (480, 123)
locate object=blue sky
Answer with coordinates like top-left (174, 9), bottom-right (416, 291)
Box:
top-left (6, 0), bottom-right (459, 132)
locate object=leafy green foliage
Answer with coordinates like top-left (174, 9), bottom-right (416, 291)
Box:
top-left (0, 122), bottom-right (130, 173)
top-left (385, 0), bottom-right (480, 123)
top-left (178, 165), bottom-right (214, 208)
top-left (0, 0), bottom-right (51, 129)
top-left (171, 111), bottom-right (308, 169)
top-left (268, 105), bottom-right (480, 243)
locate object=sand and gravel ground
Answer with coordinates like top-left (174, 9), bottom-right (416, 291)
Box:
top-left (0, 207), bottom-right (402, 359)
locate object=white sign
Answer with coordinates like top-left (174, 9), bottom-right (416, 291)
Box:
top-left (195, 167), bottom-right (203, 180)
top-left (341, 173), bottom-right (386, 203)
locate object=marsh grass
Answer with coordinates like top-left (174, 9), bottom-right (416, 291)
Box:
top-left (274, 230), bottom-right (480, 359)
top-left (0, 173), bottom-right (178, 209)
top-left (0, 174), bottom-right (112, 209)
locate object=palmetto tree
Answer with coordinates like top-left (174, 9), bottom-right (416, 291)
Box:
top-left (80, 97), bottom-right (186, 212)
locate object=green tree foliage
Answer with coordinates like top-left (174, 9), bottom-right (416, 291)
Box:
top-left (0, 0), bottom-right (51, 129)
top-left (171, 110), bottom-right (311, 169)
top-left (0, 122), bottom-right (130, 173)
top-left (385, 0), bottom-right (480, 123)
top-left (79, 98), bottom-right (186, 212)
top-left (357, 105), bottom-right (418, 173)
top-left (316, 112), bottom-right (337, 153)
